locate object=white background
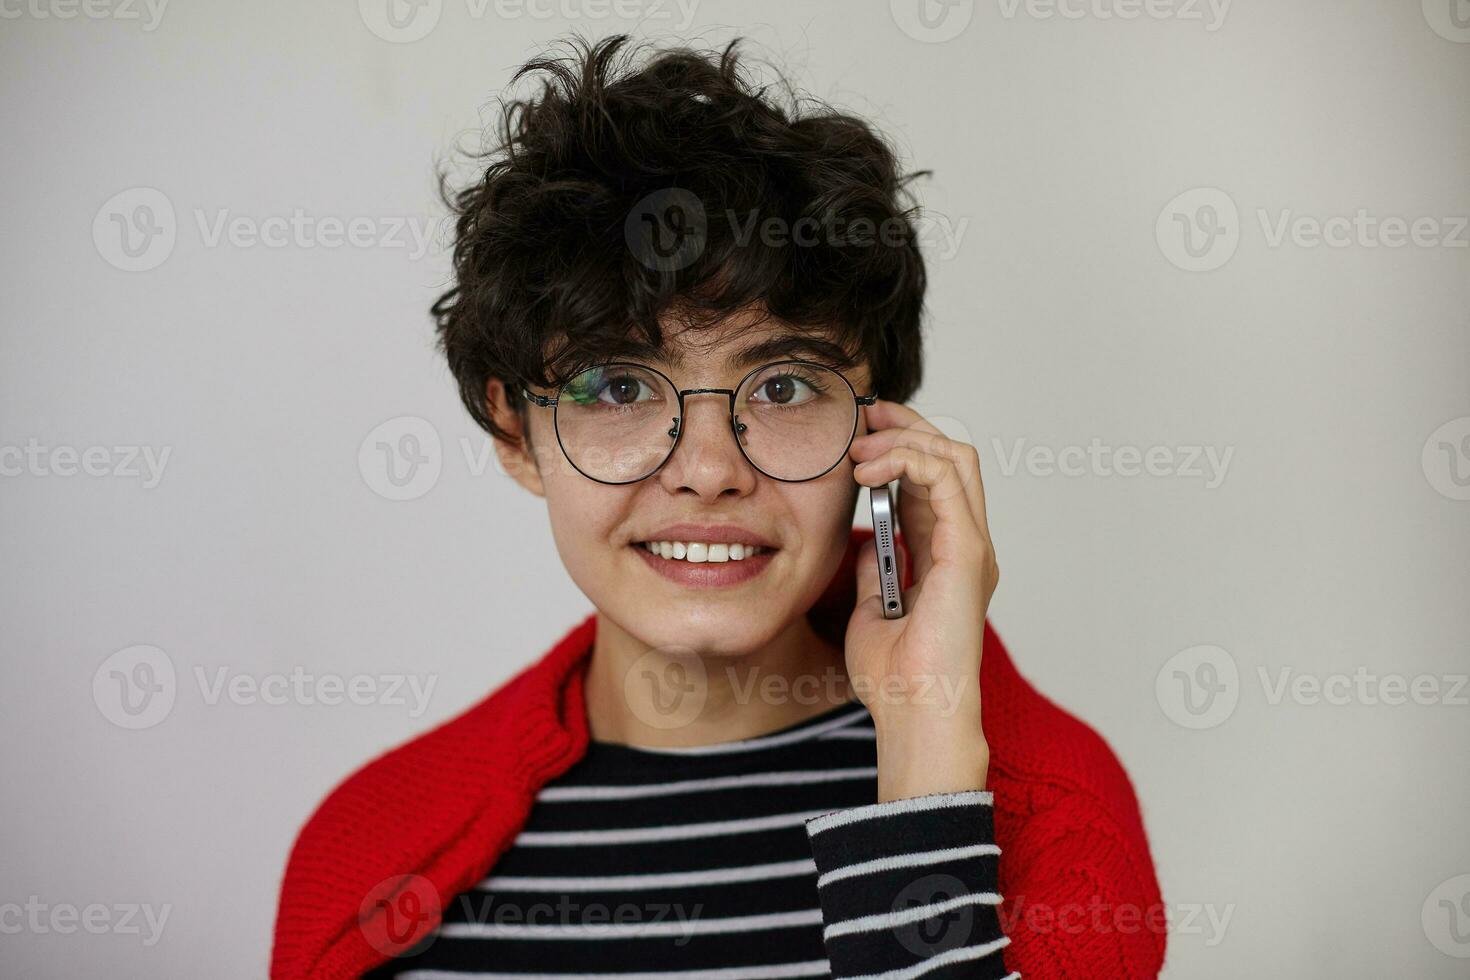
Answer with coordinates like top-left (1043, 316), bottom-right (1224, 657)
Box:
top-left (2, 1), bottom-right (1468, 976)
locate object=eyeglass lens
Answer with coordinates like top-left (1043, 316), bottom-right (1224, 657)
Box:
top-left (551, 362), bottom-right (858, 483)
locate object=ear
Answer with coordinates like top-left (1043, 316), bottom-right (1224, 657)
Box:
top-left (486, 377), bottom-right (546, 498)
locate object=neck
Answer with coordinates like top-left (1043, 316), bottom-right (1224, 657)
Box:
top-left (582, 609), bottom-right (853, 748)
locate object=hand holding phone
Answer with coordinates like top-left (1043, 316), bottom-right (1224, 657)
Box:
top-left (848, 399), bottom-right (999, 801)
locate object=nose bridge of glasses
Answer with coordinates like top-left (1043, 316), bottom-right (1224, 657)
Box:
top-left (669, 387), bottom-right (741, 441)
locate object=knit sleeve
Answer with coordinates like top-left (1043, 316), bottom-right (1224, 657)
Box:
top-left (804, 791), bottom-right (1015, 979)
top-left (999, 793), bottom-right (1167, 978)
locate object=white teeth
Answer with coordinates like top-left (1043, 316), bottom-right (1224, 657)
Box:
top-left (640, 540), bottom-right (766, 562)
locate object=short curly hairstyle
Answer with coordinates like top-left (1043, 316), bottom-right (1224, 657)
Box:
top-left (433, 33), bottom-right (930, 447)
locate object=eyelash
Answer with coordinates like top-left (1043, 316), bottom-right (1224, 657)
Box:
top-left (750, 369), bottom-right (828, 403)
top-left (591, 377), bottom-right (656, 410)
top-left (567, 361), bottom-right (837, 407)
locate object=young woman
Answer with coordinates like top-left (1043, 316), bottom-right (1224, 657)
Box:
top-left (272, 35), bottom-right (1165, 980)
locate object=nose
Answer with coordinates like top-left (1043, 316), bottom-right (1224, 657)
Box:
top-left (656, 391), bottom-right (757, 499)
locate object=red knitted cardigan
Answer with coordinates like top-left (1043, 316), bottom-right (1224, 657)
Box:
top-left (272, 527), bottom-right (1166, 978)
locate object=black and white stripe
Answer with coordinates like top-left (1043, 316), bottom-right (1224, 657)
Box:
top-left (367, 701), bottom-right (1011, 980)
top-left (806, 792), bottom-right (1012, 979)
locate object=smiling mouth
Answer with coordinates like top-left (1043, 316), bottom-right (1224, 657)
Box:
top-left (630, 539), bottom-right (778, 588)
top-left (635, 540), bottom-right (773, 563)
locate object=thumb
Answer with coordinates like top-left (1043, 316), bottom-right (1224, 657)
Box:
top-left (852, 538), bottom-right (882, 621)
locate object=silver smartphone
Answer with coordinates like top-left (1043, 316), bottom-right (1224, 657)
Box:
top-left (869, 483), bottom-right (904, 619)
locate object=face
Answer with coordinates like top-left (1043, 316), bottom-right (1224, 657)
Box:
top-left (491, 310), bottom-right (869, 658)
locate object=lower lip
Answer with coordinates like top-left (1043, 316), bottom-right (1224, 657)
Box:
top-left (632, 544), bottom-right (777, 588)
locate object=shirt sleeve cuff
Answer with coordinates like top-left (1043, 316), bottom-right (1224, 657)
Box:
top-left (804, 791), bottom-right (1013, 979)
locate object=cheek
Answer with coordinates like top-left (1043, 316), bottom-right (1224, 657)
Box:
top-left (536, 452), bottom-right (649, 603)
top-left (784, 471), bottom-right (863, 559)
top-left (541, 472), bottom-right (623, 558)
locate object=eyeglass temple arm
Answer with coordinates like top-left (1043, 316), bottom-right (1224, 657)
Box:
top-left (522, 389), bottom-right (557, 407)
top-left (855, 394), bottom-right (878, 406)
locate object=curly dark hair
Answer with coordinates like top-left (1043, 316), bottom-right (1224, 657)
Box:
top-left (433, 33), bottom-right (930, 447)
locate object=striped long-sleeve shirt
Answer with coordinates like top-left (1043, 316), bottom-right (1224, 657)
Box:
top-left (366, 699), bottom-right (1013, 980)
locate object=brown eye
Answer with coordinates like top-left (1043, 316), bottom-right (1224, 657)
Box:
top-left (605, 376), bottom-right (642, 405)
top-left (749, 372), bottom-right (820, 407)
top-left (760, 377), bottom-right (798, 404)
top-left (563, 365), bottom-right (663, 408)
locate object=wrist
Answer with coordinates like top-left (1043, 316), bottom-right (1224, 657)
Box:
top-left (873, 709), bottom-right (989, 802)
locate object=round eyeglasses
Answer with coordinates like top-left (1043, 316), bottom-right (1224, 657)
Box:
top-left (522, 359), bottom-right (876, 485)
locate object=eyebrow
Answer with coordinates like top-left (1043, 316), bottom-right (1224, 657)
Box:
top-left (601, 332), bottom-right (860, 373)
top-left (728, 334), bottom-right (859, 371)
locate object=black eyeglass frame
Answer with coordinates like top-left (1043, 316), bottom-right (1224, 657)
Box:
top-left (522, 358), bottom-right (877, 486)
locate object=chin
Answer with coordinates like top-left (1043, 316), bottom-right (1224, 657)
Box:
top-left (621, 608), bottom-right (784, 659)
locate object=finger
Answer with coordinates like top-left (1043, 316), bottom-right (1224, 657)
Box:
top-left (886, 477), bottom-right (939, 586)
top-left (854, 538), bottom-right (879, 604)
top-left (854, 445), bottom-right (981, 574)
top-left (851, 426), bottom-right (982, 528)
top-left (970, 450), bottom-right (995, 551)
top-left (860, 463), bottom-right (938, 585)
top-left (850, 538), bottom-right (887, 628)
top-left (861, 399), bottom-right (996, 547)
top-left (861, 398), bottom-right (945, 438)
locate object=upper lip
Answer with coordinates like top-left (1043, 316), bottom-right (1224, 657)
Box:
top-left (636, 523), bottom-right (778, 549)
